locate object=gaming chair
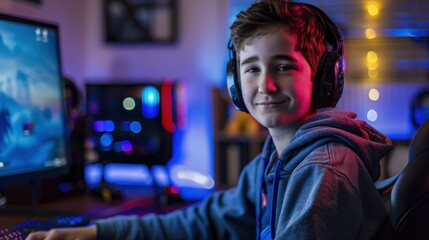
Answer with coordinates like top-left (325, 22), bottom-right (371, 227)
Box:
top-left (390, 118), bottom-right (429, 239)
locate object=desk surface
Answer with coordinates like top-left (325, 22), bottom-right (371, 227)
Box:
top-left (0, 191), bottom-right (130, 228)
top-left (0, 185), bottom-right (189, 229)
top-left (0, 185), bottom-right (164, 229)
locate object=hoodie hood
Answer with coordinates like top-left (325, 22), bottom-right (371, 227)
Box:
top-left (259, 110), bottom-right (393, 239)
top-left (264, 110), bottom-right (393, 181)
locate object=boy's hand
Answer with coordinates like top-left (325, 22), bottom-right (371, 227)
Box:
top-left (25, 225), bottom-right (97, 240)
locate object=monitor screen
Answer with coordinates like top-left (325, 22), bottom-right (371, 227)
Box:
top-left (84, 81), bottom-right (175, 168)
top-left (0, 13), bottom-right (70, 187)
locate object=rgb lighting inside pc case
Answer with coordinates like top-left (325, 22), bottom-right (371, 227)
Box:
top-left (84, 81), bottom-right (177, 169)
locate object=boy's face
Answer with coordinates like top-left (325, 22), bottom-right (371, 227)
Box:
top-left (239, 26), bottom-right (313, 129)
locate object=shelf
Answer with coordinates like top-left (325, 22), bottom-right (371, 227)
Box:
top-left (212, 88), bottom-right (268, 187)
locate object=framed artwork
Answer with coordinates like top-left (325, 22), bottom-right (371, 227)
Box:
top-left (16, 0), bottom-right (43, 5)
top-left (104, 0), bottom-right (178, 43)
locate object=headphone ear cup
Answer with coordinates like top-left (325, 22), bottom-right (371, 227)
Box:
top-left (227, 58), bottom-right (249, 113)
top-left (312, 51), bottom-right (344, 109)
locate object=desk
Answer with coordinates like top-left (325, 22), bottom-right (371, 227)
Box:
top-left (0, 191), bottom-right (130, 228)
top-left (0, 185), bottom-right (190, 229)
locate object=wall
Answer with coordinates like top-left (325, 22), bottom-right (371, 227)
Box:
top-left (0, 0), bottom-right (87, 86)
top-left (0, 0), bottom-right (230, 199)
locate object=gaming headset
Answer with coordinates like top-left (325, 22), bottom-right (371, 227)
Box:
top-left (227, 2), bottom-right (344, 113)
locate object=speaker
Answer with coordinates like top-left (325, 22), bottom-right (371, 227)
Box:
top-left (227, 2), bottom-right (344, 113)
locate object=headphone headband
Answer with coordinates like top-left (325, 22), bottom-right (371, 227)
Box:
top-left (302, 2), bottom-right (343, 55)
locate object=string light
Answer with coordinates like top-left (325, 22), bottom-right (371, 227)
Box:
top-left (369, 88), bottom-right (380, 101)
top-left (367, 109), bottom-right (378, 121)
top-left (367, 51), bottom-right (378, 63)
top-left (365, 28), bottom-right (376, 39)
top-left (367, 3), bottom-right (379, 16)
top-left (368, 69), bottom-right (378, 79)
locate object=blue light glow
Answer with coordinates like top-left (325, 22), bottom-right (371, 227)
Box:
top-left (104, 120), bottom-right (115, 132)
top-left (120, 121), bottom-right (130, 131)
top-left (99, 133), bottom-right (113, 147)
top-left (130, 121), bottom-right (142, 133)
top-left (380, 28), bottom-right (429, 38)
top-left (84, 163), bottom-right (103, 186)
top-left (395, 59), bottom-right (429, 68)
top-left (142, 86), bottom-right (160, 118)
top-left (170, 165), bottom-right (215, 190)
top-left (93, 121), bottom-right (104, 132)
top-left (414, 107), bottom-right (429, 127)
top-left (121, 140), bottom-right (133, 154)
top-left (104, 163), bottom-right (152, 185)
top-left (151, 165), bottom-right (170, 187)
top-left (93, 120), bottom-right (115, 132)
top-left (113, 140), bottom-right (133, 154)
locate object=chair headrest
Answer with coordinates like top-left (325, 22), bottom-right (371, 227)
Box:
top-left (409, 118), bottom-right (429, 162)
top-left (390, 118), bottom-right (429, 230)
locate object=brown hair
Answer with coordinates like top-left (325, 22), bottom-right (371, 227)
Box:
top-left (229, 0), bottom-right (328, 80)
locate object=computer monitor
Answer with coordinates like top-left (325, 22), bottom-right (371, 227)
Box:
top-left (84, 81), bottom-right (175, 168)
top-left (0, 13), bottom-right (70, 189)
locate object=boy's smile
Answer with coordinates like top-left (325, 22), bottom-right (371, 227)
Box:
top-left (239, 25), bottom-right (313, 130)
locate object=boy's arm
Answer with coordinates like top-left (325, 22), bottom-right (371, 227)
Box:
top-left (96, 158), bottom-right (262, 239)
top-left (25, 226), bottom-right (97, 240)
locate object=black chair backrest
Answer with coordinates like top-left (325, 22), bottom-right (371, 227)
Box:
top-left (390, 118), bottom-right (429, 239)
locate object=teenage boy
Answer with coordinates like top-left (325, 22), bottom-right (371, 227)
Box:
top-left (26, 1), bottom-right (392, 239)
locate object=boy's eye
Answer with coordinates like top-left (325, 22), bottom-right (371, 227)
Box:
top-left (244, 67), bottom-right (259, 73)
top-left (277, 64), bottom-right (294, 71)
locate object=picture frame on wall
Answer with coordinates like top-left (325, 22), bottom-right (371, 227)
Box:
top-left (16, 0), bottom-right (42, 5)
top-left (104, 0), bottom-right (178, 44)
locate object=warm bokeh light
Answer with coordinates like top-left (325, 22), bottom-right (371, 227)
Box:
top-left (368, 69), bottom-right (379, 78)
top-left (367, 61), bottom-right (378, 70)
top-left (367, 4), bottom-right (379, 16)
top-left (366, 28), bottom-right (376, 39)
top-left (367, 51), bottom-right (378, 63)
top-left (369, 88), bottom-right (380, 101)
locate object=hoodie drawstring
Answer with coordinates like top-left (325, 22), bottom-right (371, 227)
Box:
top-left (270, 159), bottom-right (284, 239)
top-left (257, 157), bottom-right (268, 240)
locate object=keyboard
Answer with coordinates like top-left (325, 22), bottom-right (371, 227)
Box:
top-left (0, 215), bottom-right (92, 240)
